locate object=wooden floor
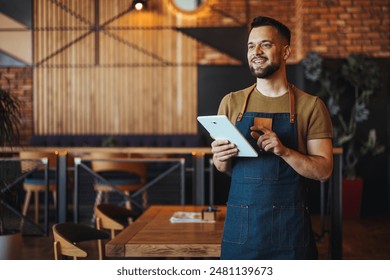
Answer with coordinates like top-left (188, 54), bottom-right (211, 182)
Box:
top-left (19, 215), bottom-right (390, 260)
top-left (313, 216), bottom-right (390, 260)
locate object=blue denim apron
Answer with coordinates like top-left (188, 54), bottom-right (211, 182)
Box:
top-left (220, 85), bottom-right (318, 260)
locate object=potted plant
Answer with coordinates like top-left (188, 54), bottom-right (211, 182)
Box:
top-left (302, 53), bottom-right (385, 219)
top-left (0, 76), bottom-right (22, 259)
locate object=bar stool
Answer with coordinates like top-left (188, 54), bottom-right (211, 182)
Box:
top-left (19, 151), bottom-right (57, 224)
top-left (89, 152), bottom-right (148, 210)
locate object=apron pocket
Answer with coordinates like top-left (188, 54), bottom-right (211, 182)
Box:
top-left (272, 203), bottom-right (310, 248)
top-left (222, 203), bottom-right (249, 244)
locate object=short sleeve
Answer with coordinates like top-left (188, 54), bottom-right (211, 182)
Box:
top-left (307, 97), bottom-right (333, 140)
top-left (217, 93), bottom-right (239, 124)
top-left (217, 94), bottom-right (230, 115)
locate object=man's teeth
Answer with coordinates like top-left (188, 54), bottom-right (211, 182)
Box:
top-left (254, 58), bottom-right (266, 63)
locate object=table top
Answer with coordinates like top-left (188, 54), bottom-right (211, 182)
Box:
top-left (0, 146), bottom-right (343, 155)
top-left (0, 146), bottom-right (212, 155)
top-left (105, 205), bottom-right (226, 258)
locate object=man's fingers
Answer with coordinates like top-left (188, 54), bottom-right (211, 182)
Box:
top-left (211, 139), bottom-right (238, 158)
top-left (211, 139), bottom-right (229, 148)
top-left (216, 149), bottom-right (238, 161)
top-left (250, 125), bottom-right (271, 134)
top-left (250, 131), bottom-right (261, 140)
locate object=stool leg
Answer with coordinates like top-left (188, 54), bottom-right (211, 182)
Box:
top-left (95, 190), bottom-right (103, 206)
top-left (95, 217), bottom-right (104, 260)
top-left (34, 190), bottom-right (39, 224)
top-left (97, 240), bottom-right (104, 260)
top-left (52, 190), bottom-right (57, 209)
top-left (102, 191), bottom-right (109, 203)
top-left (142, 191), bottom-right (148, 209)
top-left (22, 190), bottom-right (32, 217)
top-left (92, 190), bottom-right (103, 222)
top-left (53, 241), bottom-right (60, 260)
top-left (124, 191), bottom-right (131, 209)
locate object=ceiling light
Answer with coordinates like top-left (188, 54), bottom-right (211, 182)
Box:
top-left (132, 0), bottom-right (147, 11)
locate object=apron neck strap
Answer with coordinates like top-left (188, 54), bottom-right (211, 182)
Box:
top-left (236, 83), bottom-right (295, 124)
top-left (236, 84), bottom-right (256, 122)
top-left (288, 84), bottom-right (295, 124)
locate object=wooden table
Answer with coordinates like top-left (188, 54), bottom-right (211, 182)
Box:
top-left (105, 205), bottom-right (226, 258)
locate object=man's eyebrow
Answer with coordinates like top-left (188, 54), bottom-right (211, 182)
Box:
top-left (248, 39), bottom-right (274, 45)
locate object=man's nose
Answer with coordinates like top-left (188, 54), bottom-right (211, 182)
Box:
top-left (255, 44), bottom-right (264, 54)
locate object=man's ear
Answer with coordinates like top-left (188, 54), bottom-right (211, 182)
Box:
top-left (283, 45), bottom-right (291, 60)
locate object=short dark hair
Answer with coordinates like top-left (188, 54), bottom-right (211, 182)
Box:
top-left (250, 16), bottom-right (291, 45)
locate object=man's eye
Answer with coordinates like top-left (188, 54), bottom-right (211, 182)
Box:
top-left (261, 43), bottom-right (272, 49)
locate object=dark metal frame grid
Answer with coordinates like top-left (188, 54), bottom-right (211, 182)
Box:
top-left (0, 157), bottom-right (50, 236)
top-left (34, 0), bottom-right (248, 68)
top-left (73, 157), bottom-right (186, 223)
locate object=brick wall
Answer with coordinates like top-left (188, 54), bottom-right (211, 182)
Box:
top-left (244, 0), bottom-right (389, 60)
top-left (301, 0), bottom-right (389, 58)
top-left (0, 67), bottom-right (33, 146)
top-left (197, 0), bottom-right (389, 63)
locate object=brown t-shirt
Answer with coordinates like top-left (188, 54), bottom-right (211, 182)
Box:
top-left (217, 83), bottom-right (333, 154)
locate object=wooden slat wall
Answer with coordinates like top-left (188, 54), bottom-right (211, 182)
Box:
top-left (33, 0), bottom-right (200, 135)
top-left (32, 0), bottom-right (322, 135)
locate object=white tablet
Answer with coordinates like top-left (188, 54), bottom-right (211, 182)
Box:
top-left (197, 115), bottom-right (258, 157)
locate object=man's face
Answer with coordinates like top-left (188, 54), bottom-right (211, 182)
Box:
top-left (247, 26), bottom-right (287, 79)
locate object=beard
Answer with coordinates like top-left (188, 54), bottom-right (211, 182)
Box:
top-left (249, 60), bottom-right (281, 79)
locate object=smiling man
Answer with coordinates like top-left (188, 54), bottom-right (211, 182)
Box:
top-left (211, 16), bottom-right (334, 260)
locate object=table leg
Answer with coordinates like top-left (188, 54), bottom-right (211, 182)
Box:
top-left (329, 152), bottom-right (343, 259)
top-left (56, 152), bottom-right (68, 223)
top-left (192, 153), bottom-right (205, 205)
top-left (209, 158), bottom-right (214, 205)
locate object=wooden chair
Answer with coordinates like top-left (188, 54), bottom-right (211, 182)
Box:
top-left (95, 203), bottom-right (140, 254)
top-left (95, 203), bottom-right (140, 239)
top-left (89, 152), bottom-right (148, 210)
top-left (19, 151), bottom-right (57, 224)
top-left (52, 223), bottom-right (109, 260)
